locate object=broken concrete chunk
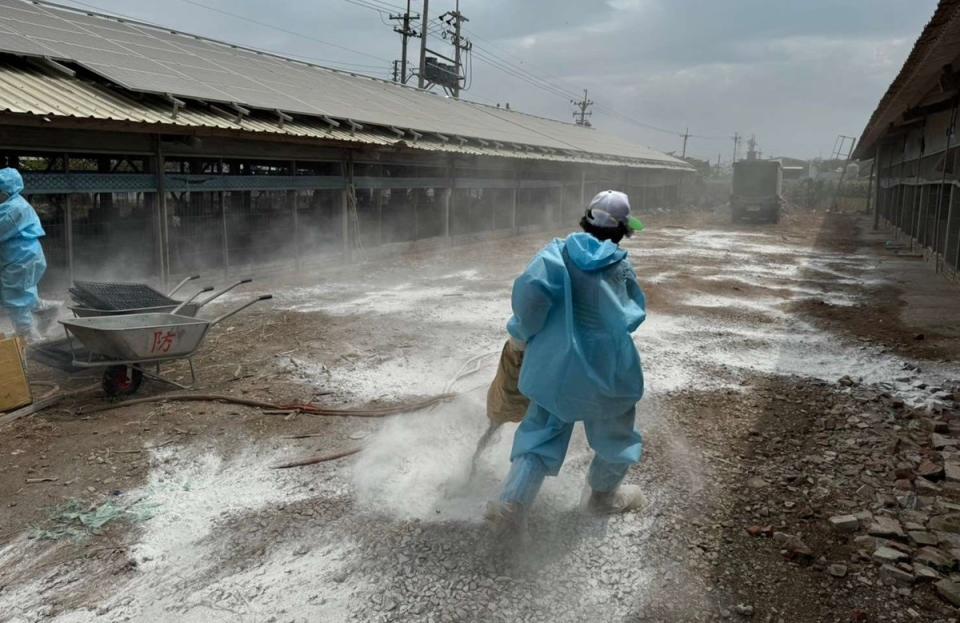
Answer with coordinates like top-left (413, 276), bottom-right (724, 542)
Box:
top-left (915, 547), bottom-right (956, 572)
top-left (827, 564), bottom-right (848, 578)
top-left (933, 433), bottom-right (957, 449)
top-left (936, 579), bottom-right (960, 607)
top-left (829, 514), bottom-right (860, 532)
top-left (909, 531), bottom-right (940, 547)
top-left (879, 563), bottom-right (915, 587)
top-left (918, 460), bottom-right (945, 481)
top-left (873, 546), bottom-right (910, 564)
top-left (929, 514), bottom-right (960, 534)
top-left (946, 463), bottom-right (960, 483)
top-left (914, 564), bottom-right (942, 583)
top-left (867, 516), bottom-right (905, 539)
top-left (935, 531), bottom-right (960, 548)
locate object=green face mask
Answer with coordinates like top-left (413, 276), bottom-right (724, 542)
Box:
top-left (627, 216), bottom-right (645, 232)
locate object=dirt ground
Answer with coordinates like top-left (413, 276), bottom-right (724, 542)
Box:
top-left (2, 206), bottom-right (960, 622)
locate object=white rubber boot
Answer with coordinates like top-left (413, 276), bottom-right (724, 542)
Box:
top-left (484, 500), bottom-right (530, 548)
top-left (33, 299), bottom-right (61, 335)
top-left (15, 324), bottom-right (43, 344)
top-left (586, 484), bottom-right (647, 515)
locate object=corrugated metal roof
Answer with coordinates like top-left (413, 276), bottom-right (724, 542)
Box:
top-left (0, 58), bottom-right (391, 145)
top-left (854, 0), bottom-right (960, 158)
top-left (0, 0), bottom-right (691, 170)
top-left (0, 58), bottom-right (693, 170)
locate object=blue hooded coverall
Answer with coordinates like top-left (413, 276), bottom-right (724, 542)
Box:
top-left (501, 232), bottom-right (646, 507)
top-left (0, 168), bottom-right (47, 333)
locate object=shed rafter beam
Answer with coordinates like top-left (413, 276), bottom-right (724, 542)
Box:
top-left (165, 93), bottom-right (186, 120)
top-left (230, 102), bottom-right (250, 123)
top-left (40, 56), bottom-right (75, 78)
top-left (345, 119), bottom-right (363, 134)
top-left (435, 133), bottom-right (450, 142)
top-left (275, 109), bottom-right (293, 128)
top-left (208, 104), bottom-right (239, 123)
top-left (388, 126), bottom-right (405, 138)
top-left (321, 115), bottom-right (341, 129)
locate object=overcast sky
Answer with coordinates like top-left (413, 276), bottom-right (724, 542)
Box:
top-left (58, 0), bottom-right (939, 161)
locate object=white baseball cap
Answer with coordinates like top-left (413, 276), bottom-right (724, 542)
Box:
top-left (585, 190), bottom-right (645, 232)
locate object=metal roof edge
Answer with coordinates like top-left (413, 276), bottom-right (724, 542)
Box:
top-left (854, 0), bottom-right (960, 158)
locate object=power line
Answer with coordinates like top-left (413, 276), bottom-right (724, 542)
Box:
top-left (345, 0), bottom-right (407, 12)
top-left (460, 23), bottom-right (741, 143)
top-left (57, 0), bottom-right (393, 74)
top-left (457, 28), bottom-right (690, 138)
top-left (174, 0), bottom-right (391, 63)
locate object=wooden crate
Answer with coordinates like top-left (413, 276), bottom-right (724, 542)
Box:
top-left (0, 335), bottom-right (31, 412)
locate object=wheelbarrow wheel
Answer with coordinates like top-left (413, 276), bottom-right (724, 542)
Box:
top-left (102, 365), bottom-right (144, 397)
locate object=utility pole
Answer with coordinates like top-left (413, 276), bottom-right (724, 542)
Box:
top-left (418, 0), bottom-right (429, 88)
top-left (414, 0), bottom-right (471, 96)
top-left (571, 89), bottom-right (593, 127)
top-left (681, 127), bottom-right (690, 158)
top-left (440, 1), bottom-right (470, 98)
top-left (392, 60), bottom-right (400, 83)
top-left (390, 0), bottom-right (419, 84)
top-left (731, 132), bottom-right (741, 165)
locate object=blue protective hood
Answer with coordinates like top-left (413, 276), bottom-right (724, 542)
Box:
top-left (564, 232), bottom-right (626, 272)
top-left (0, 168), bottom-right (24, 197)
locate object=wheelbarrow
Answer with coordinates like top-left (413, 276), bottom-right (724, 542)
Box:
top-left (69, 276), bottom-right (253, 318)
top-left (58, 294), bottom-right (272, 396)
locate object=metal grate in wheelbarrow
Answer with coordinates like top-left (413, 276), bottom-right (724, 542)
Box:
top-left (70, 281), bottom-right (179, 311)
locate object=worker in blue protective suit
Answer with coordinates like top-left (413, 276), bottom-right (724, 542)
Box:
top-left (0, 167), bottom-right (50, 341)
top-left (486, 189), bottom-right (647, 541)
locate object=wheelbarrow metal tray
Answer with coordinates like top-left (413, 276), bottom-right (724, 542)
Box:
top-left (69, 303), bottom-right (200, 318)
top-left (60, 313), bottom-right (211, 361)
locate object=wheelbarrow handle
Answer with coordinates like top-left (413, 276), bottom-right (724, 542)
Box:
top-left (196, 278), bottom-right (253, 308)
top-left (210, 294), bottom-right (273, 326)
top-left (167, 274), bottom-right (201, 297)
top-left (171, 286), bottom-right (214, 315)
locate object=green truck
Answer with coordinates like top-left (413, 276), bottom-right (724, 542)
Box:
top-left (731, 159), bottom-right (782, 223)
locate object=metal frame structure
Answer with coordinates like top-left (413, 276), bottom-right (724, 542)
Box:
top-left (855, 0), bottom-right (960, 279)
top-left (2, 125), bottom-right (688, 293)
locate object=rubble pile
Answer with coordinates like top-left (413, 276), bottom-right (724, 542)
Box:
top-left (733, 372), bottom-right (960, 618)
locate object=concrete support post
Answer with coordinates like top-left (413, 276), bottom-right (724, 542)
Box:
top-left (342, 156), bottom-right (353, 262)
top-left (154, 136), bottom-right (169, 288)
top-left (62, 153), bottom-right (74, 284)
top-left (341, 190), bottom-right (350, 261)
top-left (894, 135), bottom-right (908, 237)
top-left (220, 190), bottom-right (229, 278)
top-left (872, 145), bottom-right (881, 231)
top-left (289, 160), bottom-right (299, 272)
top-left (376, 163), bottom-right (384, 247)
top-left (444, 159), bottom-right (454, 241)
top-left (511, 174), bottom-right (519, 235)
top-left (946, 184), bottom-right (959, 274)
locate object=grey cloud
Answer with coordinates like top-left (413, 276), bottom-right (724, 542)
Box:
top-left (59, 0), bottom-right (938, 157)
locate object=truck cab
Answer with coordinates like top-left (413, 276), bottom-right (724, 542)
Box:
top-left (731, 159), bottom-right (783, 223)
